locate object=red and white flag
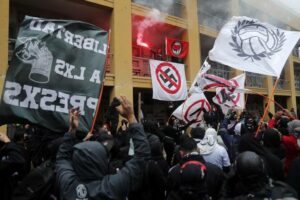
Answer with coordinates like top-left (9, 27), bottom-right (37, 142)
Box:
top-left (150, 59), bottom-right (187, 101)
top-left (165, 37), bottom-right (189, 59)
top-left (213, 73), bottom-right (246, 114)
top-left (189, 60), bottom-right (232, 94)
top-left (172, 93), bottom-right (211, 127)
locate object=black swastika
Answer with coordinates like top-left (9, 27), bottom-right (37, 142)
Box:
top-left (220, 89), bottom-right (236, 103)
top-left (159, 68), bottom-right (178, 88)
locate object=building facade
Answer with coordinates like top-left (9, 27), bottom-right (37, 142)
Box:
top-left (1, 0), bottom-right (300, 131)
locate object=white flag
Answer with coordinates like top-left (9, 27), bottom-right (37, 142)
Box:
top-left (213, 73), bottom-right (246, 114)
top-left (172, 93), bottom-right (211, 126)
top-left (150, 60), bottom-right (187, 101)
top-left (209, 16), bottom-right (300, 78)
top-left (190, 60), bottom-right (232, 94)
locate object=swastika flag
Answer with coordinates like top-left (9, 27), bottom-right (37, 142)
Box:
top-left (209, 16), bottom-right (300, 78)
top-left (189, 60), bottom-right (233, 94)
top-left (150, 60), bottom-right (187, 101)
top-left (172, 92), bottom-right (211, 127)
top-left (213, 73), bottom-right (246, 114)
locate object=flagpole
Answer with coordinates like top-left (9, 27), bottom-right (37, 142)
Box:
top-left (255, 78), bottom-right (279, 137)
top-left (138, 92), bottom-right (142, 122)
top-left (246, 89), bottom-right (284, 110)
top-left (90, 29), bottom-right (111, 133)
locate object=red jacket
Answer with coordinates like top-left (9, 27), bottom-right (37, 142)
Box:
top-left (282, 135), bottom-right (300, 174)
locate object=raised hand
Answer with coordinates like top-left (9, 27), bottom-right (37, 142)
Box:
top-left (115, 96), bottom-right (137, 124)
top-left (68, 107), bottom-right (80, 134)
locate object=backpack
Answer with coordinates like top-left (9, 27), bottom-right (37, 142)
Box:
top-left (12, 160), bottom-right (57, 200)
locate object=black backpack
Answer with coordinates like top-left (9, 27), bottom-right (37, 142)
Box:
top-left (12, 160), bottom-right (57, 200)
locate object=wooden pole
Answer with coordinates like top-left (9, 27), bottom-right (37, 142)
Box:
top-left (90, 29), bottom-right (111, 132)
top-left (255, 78), bottom-right (279, 137)
top-left (246, 89), bottom-right (284, 110)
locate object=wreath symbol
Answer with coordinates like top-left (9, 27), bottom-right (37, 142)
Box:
top-left (229, 20), bottom-right (286, 61)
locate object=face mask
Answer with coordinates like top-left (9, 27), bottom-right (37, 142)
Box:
top-left (297, 139), bottom-right (300, 148)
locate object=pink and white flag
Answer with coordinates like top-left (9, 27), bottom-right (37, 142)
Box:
top-left (172, 93), bottom-right (211, 127)
top-left (213, 73), bottom-right (246, 114)
top-left (190, 60), bottom-right (232, 94)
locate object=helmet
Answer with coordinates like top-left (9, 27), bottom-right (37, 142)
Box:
top-left (236, 151), bottom-right (265, 182)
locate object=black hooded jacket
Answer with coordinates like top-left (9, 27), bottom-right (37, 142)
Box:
top-left (56, 123), bottom-right (150, 200)
top-left (0, 142), bottom-right (26, 200)
top-left (238, 133), bottom-right (284, 181)
top-left (167, 153), bottom-right (224, 200)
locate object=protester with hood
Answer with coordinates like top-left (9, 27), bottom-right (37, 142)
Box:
top-left (220, 151), bottom-right (297, 199)
top-left (167, 135), bottom-right (224, 200)
top-left (238, 133), bottom-right (284, 181)
top-left (276, 116), bottom-right (290, 135)
top-left (56, 96), bottom-right (150, 200)
top-left (197, 128), bottom-right (231, 173)
top-left (0, 132), bottom-right (26, 200)
top-left (281, 120), bottom-right (300, 174)
top-left (129, 120), bottom-right (168, 200)
top-left (262, 128), bottom-right (285, 160)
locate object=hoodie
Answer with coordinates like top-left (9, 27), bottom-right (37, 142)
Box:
top-left (56, 123), bottom-right (150, 200)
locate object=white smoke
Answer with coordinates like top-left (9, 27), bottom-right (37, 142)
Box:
top-left (137, 9), bottom-right (164, 46)
top-left (135, 0), bottom-right (176, 46)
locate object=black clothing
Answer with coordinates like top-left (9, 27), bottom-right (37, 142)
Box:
top-left (262, 128), bottom-right (286, 160)
top-left (56, 123), bottom-right (150, 200)
top-left (238, 133), bottom-right (284, 181)
top-left (129, 132), bottom-right (168, 200)
top-left (287, 157), bottom-right (300, 197)
top-left (167, 153), bottom-right (224, 200)
top-left (221, 174), bottom-right (298, 200)
top-left (0, 142), bottom-right (26, 200)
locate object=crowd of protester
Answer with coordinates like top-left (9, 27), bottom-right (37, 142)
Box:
top-left (1, 96), bottom-right (300, 200)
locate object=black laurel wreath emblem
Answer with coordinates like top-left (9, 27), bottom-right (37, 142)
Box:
top-left (229, 20), bottom-right (286, 61)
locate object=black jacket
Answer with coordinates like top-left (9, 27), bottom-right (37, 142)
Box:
top-left (0, 142), bottom-right (26, 200)
top-left (167, 153), bottom-right (224, 200)
top-left (287, 157), bottom-right (300, 197)
top-left (56, 123), bottom-right (150, 200)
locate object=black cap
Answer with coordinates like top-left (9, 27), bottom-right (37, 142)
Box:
top-left (191, 127), bottom-right (205, 140)
top-left (180, 135), bottom-right (197, 152)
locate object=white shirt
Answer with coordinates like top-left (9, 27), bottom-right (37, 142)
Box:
top-left (201, 144), bottom-right (231, 169)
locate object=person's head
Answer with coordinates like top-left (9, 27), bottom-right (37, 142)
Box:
top-left (276, 116), bottom-right (290, 135)
top-left (238, 133), bottom-right (266, 156)
top-left (72, 141), bottom-right (110, 181)
top-left (275, 110), bottom-right (283, 121)
top-left (191, 127), bottom-right (205, 141)
top-left (179, 159), bottom-right (207, 199)
top-left (147, 133), bottom-right (163, 157)
top-left (179, 135), bottom-right (198, 157)
top-left (102, 123), bottom-right (109, 132)
top-left (235, 151), bottom-right (267, 189)
top-left (143, 120), bottom-right (158, 134)
top-left (262, 128), bottom-right (281, 148)
top-left (244, 117), bottom-right (257, 133)
top-left (288, 120), bottom-right (300, 138)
